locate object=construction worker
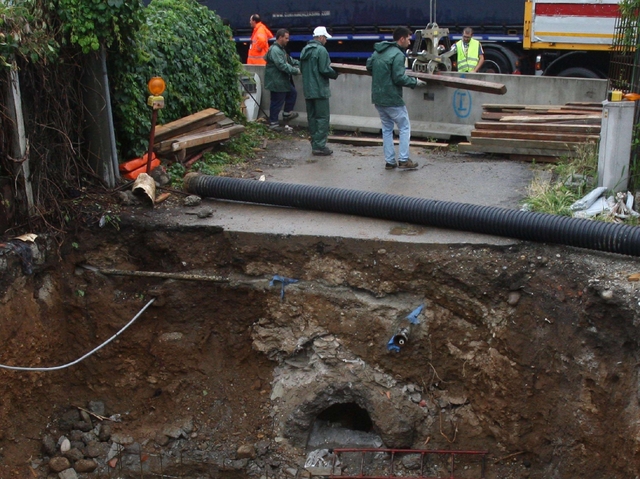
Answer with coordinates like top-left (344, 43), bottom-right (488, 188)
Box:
top-left (300, 26), bottom-right (339, 156)
top-left (264, 29), bottom-right (300, 131)
top-left (247, 14), bottom-right (273, 65)
top-left (452, 27), bottom-right (485, 73)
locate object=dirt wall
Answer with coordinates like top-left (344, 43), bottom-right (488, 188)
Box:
top-left (1, 224), bottom-right (639, 478)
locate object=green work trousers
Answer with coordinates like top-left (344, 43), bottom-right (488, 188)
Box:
top-left (305, 98), bottom-right (330, 150)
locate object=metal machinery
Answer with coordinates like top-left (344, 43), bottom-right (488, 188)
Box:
top-left (408, 23), bottom-right (455, 73)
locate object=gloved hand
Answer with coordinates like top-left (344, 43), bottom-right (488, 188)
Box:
top-left (415, 79), bottom-right (427, 87)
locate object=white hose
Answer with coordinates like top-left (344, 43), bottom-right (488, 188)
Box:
top-left (0, 298), bottom-right (155, 371)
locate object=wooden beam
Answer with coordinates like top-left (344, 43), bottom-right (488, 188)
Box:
top-left (327, 135), bottom-right (447, 148)
top-left (471, 129), bottom-right (600, 143)
top-left (474, 121), bottom-right (600, 134)
top-left (469, 137), bottom-right (584, 150)
top-left (330, 63), bottom-right (507, 95)
top-left (499, 114), bottom-right (601, 123)
top-left (458, 142), bottom-right (577, 158)
top-left (154, 108), bottom-right (223, 142)
top-left (170, 125), bottom-right (245, 152)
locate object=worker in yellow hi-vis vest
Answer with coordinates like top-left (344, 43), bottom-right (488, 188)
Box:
top-left (452, 27), bottom-right (485, 73)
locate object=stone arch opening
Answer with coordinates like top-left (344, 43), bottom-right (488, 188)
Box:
top-left (317, 402), bottom-right (373, 432)
top-left (307, 402), bottom-right (381, 450)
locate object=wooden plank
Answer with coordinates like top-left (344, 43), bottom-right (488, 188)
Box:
top-left (469, 137), bottom-right (586, 150)
top-left (470, 129), bottom-right (600, 142)
top-left (154, 108), bottom-right (223, 142)
top-left (500, 114), bottom-right (601, 123)
top-left (547, 109), bottom-right (603, 115)
top-left (482, 104), bottom-right (564, 110)
top-left (330, 63), bottom-right (507, 95)
top-left (458, 142), bottom-right (577, 159)
top-left (565, 102), bottom-right (604, 108)
top-left (171, 125), bottom-right (245, 152)
top-left (327, 135), bottom-right (447, 148)
top-left (474, 121), bottom-right (601, 134)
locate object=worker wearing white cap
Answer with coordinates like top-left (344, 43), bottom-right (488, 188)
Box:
top-left (300, 26), bottom-right (339, 156)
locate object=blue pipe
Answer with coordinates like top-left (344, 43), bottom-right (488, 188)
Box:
top-left (184, 174), bottom-right (640, 257)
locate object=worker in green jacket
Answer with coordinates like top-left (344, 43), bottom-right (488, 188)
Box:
top-left (265, 29), bottom-right (300, 132)
top-left (300, 26), bottom-right (339, 156)
top-left (366, 26), bottom-right (426, 170)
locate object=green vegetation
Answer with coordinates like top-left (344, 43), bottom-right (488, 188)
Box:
top-left (109, 0), bottom-right (244, 158)
top-left (523, 143), bottom-right (638, 224)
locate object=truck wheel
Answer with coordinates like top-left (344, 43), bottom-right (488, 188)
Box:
top-left (555, 67), bottom-right (602, 79)
top-left (480, 50), bottom-right (511, 74)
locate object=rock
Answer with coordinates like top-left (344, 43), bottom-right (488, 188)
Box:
top-left (88, 401), bottom-right (106, 417)
top-left (42, 434), bottom-right (57, 456)
top-left (73, 421), bottom-right (93, 432)
top-left (97, 423), bottom-right (111, 442)
top-left (155, 432), bottom-right (170, 446)
top-left (58, 468), bottom-right (78, 479)
top-left (401, 454), bottom-right (422, 470)
top-left (111, 433), bottom-right (134, 445)
top-left (48, 456), bottom-right (71, 473)
top-left (183, 195), bottom-right (202, 207)
top-left (116, 190), bottom-right (141, 206)
top-left (59, 438), bottom-right (71, 453)
top-left (237, 444), bottom-right (256, 459)
top-left (409, 393), bottom-right (422, 403)
top-left (74, 459), bottom-right (98, 473)
top-left (79, 410), bottom-right (92, 424)
top-left (85, 441), bottom-right (108, 458)
top-left (106, 443), bottom-right (124, 462)
top-left (255, 440), bottom-right (270, 456)
top-left (600, 289), bottom-right (613, 300)
top-left (507, 291), bottom-right (521, 306)
top-left (285, 467), bottom-right (298, 477)
top-left (163, 426), bottom-right (184, 439)
top-left (63, 448), bottom-right (84, 462)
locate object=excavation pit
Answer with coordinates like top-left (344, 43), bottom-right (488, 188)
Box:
top-left (1, 220), bottom-right (639, 479)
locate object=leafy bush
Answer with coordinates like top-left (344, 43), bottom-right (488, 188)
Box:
top-left (109, 0), bottom-right (244, 159)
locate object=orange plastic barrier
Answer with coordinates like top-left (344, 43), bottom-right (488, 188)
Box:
top-left (120, 153), bottom-right (160, 180)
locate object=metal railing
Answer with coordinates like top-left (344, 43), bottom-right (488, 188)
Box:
top-left (330, 447), bottom-right (489, 479)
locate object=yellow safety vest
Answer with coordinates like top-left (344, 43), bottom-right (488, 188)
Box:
top-left (456, 39), bottom-right (481, 72)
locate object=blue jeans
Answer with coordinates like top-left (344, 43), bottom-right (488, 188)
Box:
top-left (269, 88), bottom-right (297, 124)
top-left (375, 105), bottom-right (411, 164)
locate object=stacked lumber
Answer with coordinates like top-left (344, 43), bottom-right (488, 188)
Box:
top-left (458, 102), bottom-right (602, 162)
top-left (153, 108), bottom-right (245, 160)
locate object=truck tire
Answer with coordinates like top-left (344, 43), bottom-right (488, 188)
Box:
top-left (480, 48), bottom-right (515, 74)
top-left (554, 67), bottom-right (602, 79)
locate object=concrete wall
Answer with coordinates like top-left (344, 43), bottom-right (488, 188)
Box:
top-left (243, 65), bottom-right (607, 140)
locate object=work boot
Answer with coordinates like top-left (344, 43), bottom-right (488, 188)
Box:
top-left (269, 123), bottom-right (284, 132)
top-left (312, 147), bottom-right (333, 156)
top-left (398, 159), bottom-right (419, 169)
top-left (283, 111), bottom-right (299, 121)
top-left (385, 162), bottom-right (398, 170)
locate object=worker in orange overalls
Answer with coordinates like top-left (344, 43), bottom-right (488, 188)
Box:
top-left (247, 14), bottom-right (273, 65)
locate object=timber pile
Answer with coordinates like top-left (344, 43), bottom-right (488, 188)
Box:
top-left (458, 102), bottom-right (602, 162)
top-left (153, 108), bottom-right (245, 161)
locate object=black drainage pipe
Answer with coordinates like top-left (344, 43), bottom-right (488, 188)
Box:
top-left (184, 174), bottom-right (640, 257)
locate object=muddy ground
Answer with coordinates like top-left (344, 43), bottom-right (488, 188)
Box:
top-left (1, 136), bottom-right (640, 479)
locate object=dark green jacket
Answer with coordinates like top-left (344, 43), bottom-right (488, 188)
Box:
top-left (300, 40), bottom-right (338, 99)
top-left (264, 43), bottom-right (300, 92)
top-left (365, 41), bottom-right (417, 107)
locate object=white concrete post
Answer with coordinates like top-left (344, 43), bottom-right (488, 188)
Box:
top-left (598, 100), bottom-right (636, 192)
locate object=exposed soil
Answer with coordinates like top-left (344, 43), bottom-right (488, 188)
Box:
top-left (1, 136), bottom-right (640, 479)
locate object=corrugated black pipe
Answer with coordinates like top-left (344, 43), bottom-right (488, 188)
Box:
top-left (184, 173), bottom-right (640, 257)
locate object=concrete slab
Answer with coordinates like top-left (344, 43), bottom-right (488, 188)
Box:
top-left (168, 136), bottom-right (544, 246)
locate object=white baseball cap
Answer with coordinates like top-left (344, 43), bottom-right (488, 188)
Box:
top-left (313, 26), bottom-right (332, 38)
